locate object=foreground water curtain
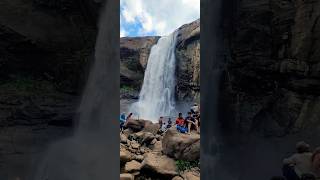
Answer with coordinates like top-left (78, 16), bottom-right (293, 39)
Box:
top-left (32, 2), bottom-right (119, 180)
top-left (130, 32), bottom-right (178, 122)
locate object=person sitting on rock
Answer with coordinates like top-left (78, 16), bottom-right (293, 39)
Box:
top-left (283, 141), bottom-right (313, 180)
top-left (176, 113), bottom-right (187, 133)
top-left (119, 112), bottom-right (126, 132)
top-left (167, 118), bottom-right (172, 129)
top-left (185, 112), bottom-right (199, 134)
top-left (160, 119), bottom-right (167, 133)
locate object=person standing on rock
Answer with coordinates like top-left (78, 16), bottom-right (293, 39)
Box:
top-left (158, 116), bottom-right (164, 130)
top-left (283, 141), bottom-right (313, 180)
top-left (176, 113), bottom-right (187, 133)
top-left (185, 112), bottom-right (199, 134)
top-left (124, 112), bottom-right (133, 127)
top-left (191, 103), bottom-right (199, 114)
top-left (167, 118), bottom-right (172, 129)
top-left (120, 112), bottom-right (126, 132)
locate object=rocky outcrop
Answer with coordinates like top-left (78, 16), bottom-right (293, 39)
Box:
top-left (220, 0), bottom-right (320, 135)
top-left (176, 19), bottom-right (200, 101)
top-left (141, 153), bottom-right (178, 176)
top-left (120, 121), bottom-right (200, 180)
top-left (120, 19), bottom-right (200, 101)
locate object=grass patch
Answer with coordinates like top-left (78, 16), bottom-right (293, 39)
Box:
top-left (176, 160), bottom-right (199, 173)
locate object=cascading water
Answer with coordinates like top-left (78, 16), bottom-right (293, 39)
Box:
top-left (129, 32), bottom-right (178, 122)
top-left (31, 2), bottom-right (119, 180)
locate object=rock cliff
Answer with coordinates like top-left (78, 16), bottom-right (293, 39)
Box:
top-left (220, 0), bottom-right (320, 136)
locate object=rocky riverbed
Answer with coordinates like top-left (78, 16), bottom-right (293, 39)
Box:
top-left (120, 119), bottom-right (200, 180)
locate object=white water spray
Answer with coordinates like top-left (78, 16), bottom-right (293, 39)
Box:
top-left (130, 32), bottom-right (178, 122)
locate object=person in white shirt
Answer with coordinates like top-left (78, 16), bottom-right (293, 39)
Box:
top-left (283, 141), bottom-right (313, 180)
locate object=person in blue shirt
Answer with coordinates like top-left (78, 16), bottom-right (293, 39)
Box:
top-left (120, 112), bottom-right (126, 132)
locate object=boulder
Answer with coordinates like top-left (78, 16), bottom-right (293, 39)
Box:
top-left (150, 140), bottom-right (162, 153)
top-left (142, 132), bottom-right (155, 145)
top-left (141, 153), bottom-right (178, 176)
top-left (120, 173), bottom-right (134, 180)
top-left (121, 133), bottom-right (128, 143)
top-left (125, 160), bottom-right (142, 173)
top-left (172, 176), bottom-right (184, 180)
top-left (162, 129), bottom-right (200, 161)
top-left (130, 131), bottom-right (155, 145)
top-left (130, 140), bottom-right (140, 149)
top-left (120, 147), bottom-right (132, 163)
top-left (181, 171), bottom-right (200, 180)
top-left (144, 121), bottom-right (160, 134)
top-left (133, 155), bottom-right (144, 162)
top-left (126, 119), bottom-right (146, 132)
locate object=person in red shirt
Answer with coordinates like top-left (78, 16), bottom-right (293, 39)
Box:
top-left (176, 113), bottom-right (187, 133)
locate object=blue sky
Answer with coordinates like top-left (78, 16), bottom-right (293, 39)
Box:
top-left (120, 0), bottom-right (200, 37)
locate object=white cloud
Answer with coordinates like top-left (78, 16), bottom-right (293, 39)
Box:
top-left (120, 0), bottom-right (200, 36)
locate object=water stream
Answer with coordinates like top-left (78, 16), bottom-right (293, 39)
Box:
top-left (129, 32), bottom-right (178, 122)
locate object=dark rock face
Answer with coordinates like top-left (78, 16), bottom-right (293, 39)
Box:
top-left (0, 1), bottom-right (101, 178)
top-left (120, 36), bottom-right (160, 88)
top-left (0, 0), bottom-right (100, 128)
top-left (120, 19), bottom-right (200, 101)
top-left (220, 0), bottom-right (320, 136)
top-left (176, 19), bottom-right (200, 101)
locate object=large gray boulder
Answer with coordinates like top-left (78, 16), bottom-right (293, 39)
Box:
top-left (141, 153), bottom-right (178, 176)
top-left (162, 129), bottom-right (200, 161)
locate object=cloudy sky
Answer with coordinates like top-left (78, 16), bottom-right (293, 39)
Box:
top-left (120, 0), bottom-right (200, 37)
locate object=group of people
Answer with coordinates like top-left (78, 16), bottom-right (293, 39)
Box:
top-left (120, 103), bottom-right (200, 135)
top-left (158, 103), bottom-right (200, 134)
top-left (279, 141), bottom-right (320, 180)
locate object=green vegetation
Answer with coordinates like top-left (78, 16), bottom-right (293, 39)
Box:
top-left (176, 160), bottom-right (199, 173)
top-left (120, 85), bottom-right (135, 92)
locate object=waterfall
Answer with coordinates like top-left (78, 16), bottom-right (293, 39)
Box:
top-left (129, 32), bottom-right (178, 122)
top-left (31, 1), bottom-right (119, 180)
